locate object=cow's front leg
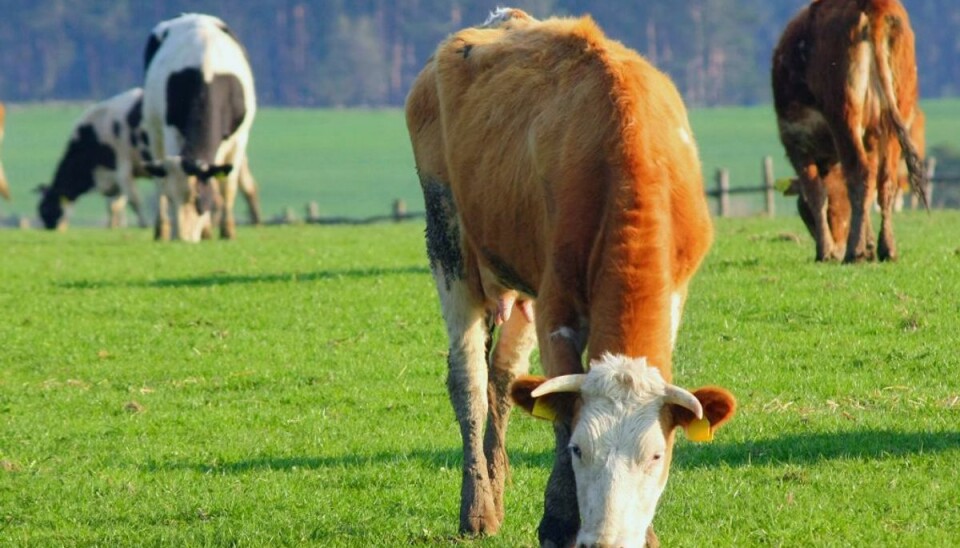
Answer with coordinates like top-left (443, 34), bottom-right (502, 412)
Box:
top-left (797, 167), bottom-right (838, 261)
top-left (539, 420), bottom-right (579, 548)
top-left (485, 302), bottom-right (537, 523)
top-left (534, 290), bottom-right (583, 547)
top-left (219, 175), bottom-right (238, 239)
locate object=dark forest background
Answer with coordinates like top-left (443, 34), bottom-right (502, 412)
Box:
top-left (0, 1), bottom-right (957, 107)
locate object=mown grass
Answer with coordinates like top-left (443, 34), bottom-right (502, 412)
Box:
top-left (1, 211), bottom-right (959, 546)
top-left (2, 98), bottom-right (959, 224)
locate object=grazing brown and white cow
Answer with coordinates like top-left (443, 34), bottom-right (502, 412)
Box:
top-left (37, 88), bottom-right (150, 230)
top-left (0, 101), bottom-right (9, 201)
top-left (772, 0), bottom-right (925, 262)
top-left (142, 13), bottom-right (258, 242)
top-left (406, 10), bottom-right (736, 547)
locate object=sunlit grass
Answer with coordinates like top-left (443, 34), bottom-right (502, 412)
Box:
top-left (1, 211), bottom-right (959, 545)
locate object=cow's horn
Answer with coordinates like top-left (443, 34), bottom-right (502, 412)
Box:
top-left (664, 385), bottom-right (703, 419)
top-left (532, 374), bottom-right (587, 398)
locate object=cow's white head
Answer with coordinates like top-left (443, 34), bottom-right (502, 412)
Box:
top-left (146, 156), bottom-right (227, 241)
top-left (512, 353), bottom-right (736, 547)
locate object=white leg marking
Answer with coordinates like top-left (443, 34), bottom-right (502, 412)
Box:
top-left (669, 292), bottom-right (683, 349)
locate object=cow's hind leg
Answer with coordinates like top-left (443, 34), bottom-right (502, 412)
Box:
top-left (423, 178), bottom-right (499, 535)
top-left (442, 292), bottom-right (498, 535)
top-left (484, 304), bottom-right (537, 523)
top-left (877, 144), bottom-right (900, 261)
top-left (835, 125), bottom-right (880, 262)
top-left (239, 158), bottom-right (262, 225)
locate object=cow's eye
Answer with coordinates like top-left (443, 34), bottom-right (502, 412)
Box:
top-left (568, 444), bottom-right (582, 459)
top-left (651, 453), bottom-right (663, 462)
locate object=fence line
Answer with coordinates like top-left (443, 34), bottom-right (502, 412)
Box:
top-left (3, 158), bottom-right (960, 228)
top-left (706, 155), bottom-right (959, 217)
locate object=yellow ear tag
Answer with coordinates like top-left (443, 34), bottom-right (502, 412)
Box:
top-left (774, 178), bottom-right (793, 193)
top-left (532, 398), bottom-right (557, 421)
top-left (686, 417), bottom-right (713, 442)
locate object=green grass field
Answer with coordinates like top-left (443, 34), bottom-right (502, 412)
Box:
top-left (1, 211), bottom-right (959, 546)
top-left (2, 99), bottom-right (959, 225)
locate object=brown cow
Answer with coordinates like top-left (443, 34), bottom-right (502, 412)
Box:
top-left (0, 101), bottom-right (9, 201)
top-left (787, 105), bottom-right (925, 248)
top-left (772, 0), bottom-right (925, 262)
top-left (406, 10), bottom-right (735, 547)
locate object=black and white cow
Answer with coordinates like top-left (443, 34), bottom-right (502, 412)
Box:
top-left (142, 13), bottom-right (258, 241)
top-left (1, 101), bottom-right (12, 201)
top-left (38, 88), bottom-right (150, 229)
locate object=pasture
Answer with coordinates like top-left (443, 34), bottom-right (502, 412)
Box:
top-left (1, 212), bottom-right (959, 545)
top-left (2, 99), bottom-right (960, 225)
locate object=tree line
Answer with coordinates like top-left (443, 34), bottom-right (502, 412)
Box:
top-left (0, 0), bottom-right (956, 108)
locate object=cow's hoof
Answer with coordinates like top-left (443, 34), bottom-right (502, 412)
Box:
top-left (459, 484), bottom-right (500, 537)
top-left (878, 239), bottom-right (897, 262)
top-left (538, 515), bottom-right (578, 548)
top-left (154, 224), bottom-right (171, 241)
top-left (220, 221), bottom-right (236, 240)
top-left (646, 524), bottom-right (661, 548)
top-left (459, 511), bottom-right (500, 537)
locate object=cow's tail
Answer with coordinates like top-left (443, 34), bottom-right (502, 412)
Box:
top-left (868, 7), bottom-right (928, 209)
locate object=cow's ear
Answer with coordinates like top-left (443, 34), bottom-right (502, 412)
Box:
top-left (510, 375), bottom-right (576, 422)
top-left (671, 386), bottom-right (736, 441)
top-left (145, 163), bottom-right (167, 177)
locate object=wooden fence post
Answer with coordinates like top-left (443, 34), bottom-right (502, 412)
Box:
top-left (762, 155), bottom-right (776, 218)
top-left (306, 201), bottom-right (320, 222)
top-left (925, 156), bottom-right (936, 208)
top-left (392, 199), bottom-right (407, 222)
top-left (911, 156), bottom-right (936, 210)
top-left (715, 168), bottom-right (730, 217)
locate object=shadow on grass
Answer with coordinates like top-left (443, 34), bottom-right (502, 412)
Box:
top-left (141, 429), bottom-right (960, 475)
top-left (58, 265), bottom-right (430, 289)
top-left (674, 429), bottom-right (960, 469)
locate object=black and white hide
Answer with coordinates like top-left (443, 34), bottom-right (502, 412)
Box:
top-left (142, 13), bottom-right (258, 242)
top-left (37, 88), bottom-right (150, 230)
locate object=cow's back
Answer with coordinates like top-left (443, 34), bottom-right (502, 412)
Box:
top-left (419, 16), bottom-right (710, 371)
top-left (432, 17), bottom-right (708, 295)
top-left (143, 14), bottom-right (255, 165)
top-left (804, 0), bottom-right (917, 125)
